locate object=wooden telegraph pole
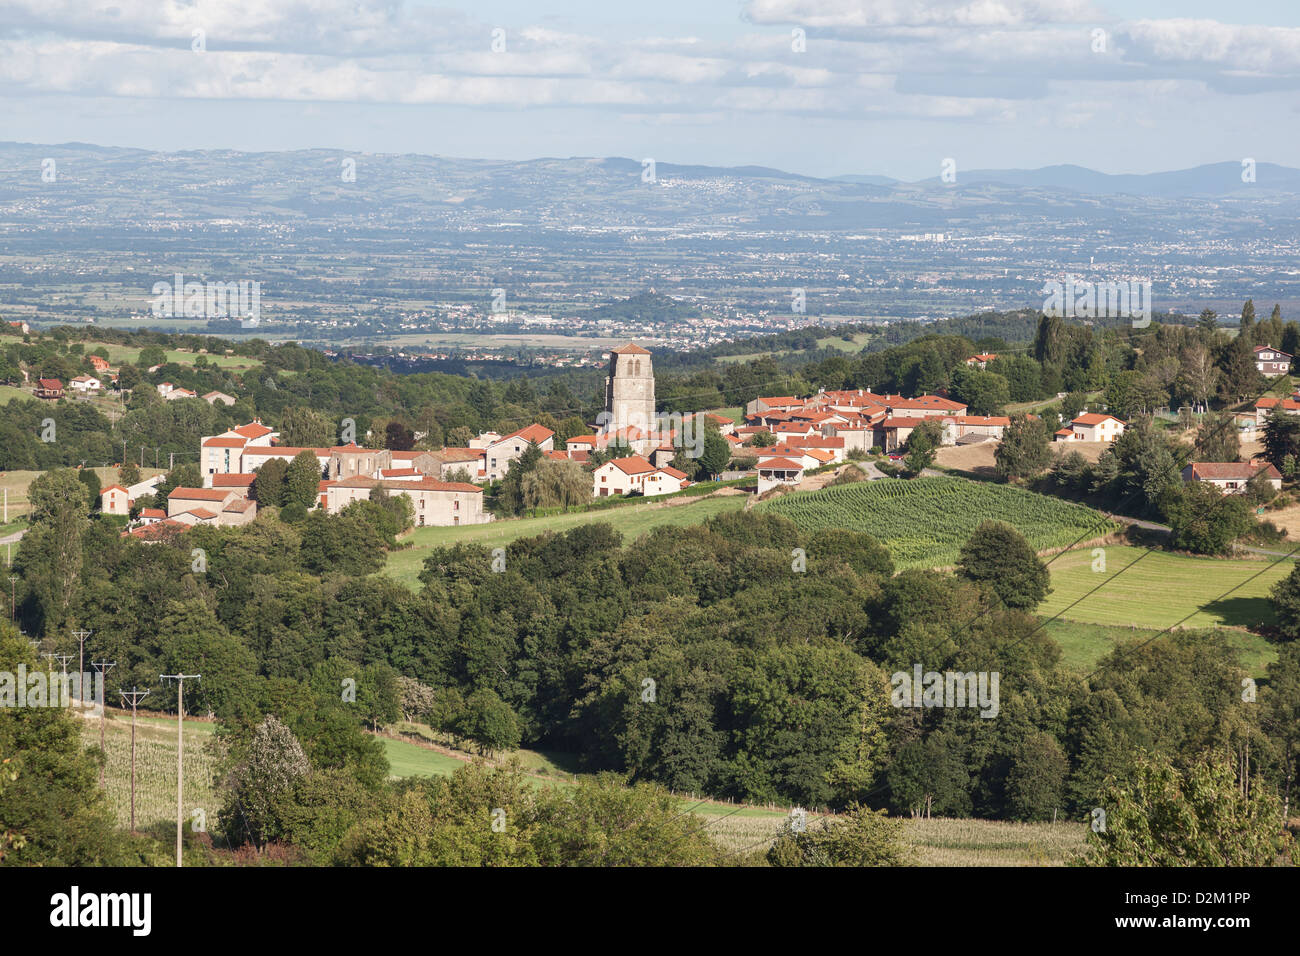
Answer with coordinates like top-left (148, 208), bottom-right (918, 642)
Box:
top-left (90, 659), bottom-right (115, 785)
top-left (159, 674), bottom-right (199, 867)
top-left (70, 628), bottom-right (92, 707)
top-left (118, 688), bottom-right (150, 833)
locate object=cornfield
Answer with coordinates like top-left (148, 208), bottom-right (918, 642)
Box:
top-left (759, 476), bottom-right (1114, 568)
top-left (704, 811), bottom-right (1085, 865)
top-left (81, 716), bottom-right (221, 832)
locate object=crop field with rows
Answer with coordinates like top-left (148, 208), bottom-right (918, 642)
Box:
top-left (758, 476), bottom-right (1115, 569)
top-left (82, 715), bottom-right (220, 833)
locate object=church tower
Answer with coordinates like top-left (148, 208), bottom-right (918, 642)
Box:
top-left (604, 343), bottom-right (656, 434)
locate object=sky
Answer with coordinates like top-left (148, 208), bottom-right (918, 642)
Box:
top-left (2, 0), bottom-right (1300, 179)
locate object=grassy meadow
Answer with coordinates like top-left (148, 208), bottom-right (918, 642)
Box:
top-left (1038, 544), bottom-right (1292, 630)
top-left (384, 493), bottom-right (747, 588)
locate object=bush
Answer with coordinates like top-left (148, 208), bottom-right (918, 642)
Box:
top-left (768, 804), bottom-right (910, 867)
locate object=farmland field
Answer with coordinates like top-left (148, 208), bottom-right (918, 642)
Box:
top-left (84, 716), bottom-right (1082, 864)
top-left (757, 476), bottom-right (1115, 569)
top-left (1041, 619), bottom-right (1277, 676)
top-left (83, 713), bottom-right (219, 832)
top-left (1038, 545), bottom-right (1293, 632)
top-left (385, 493), bottom-right (747, 588)
top-left (96, 342), bottom-right (262, 369)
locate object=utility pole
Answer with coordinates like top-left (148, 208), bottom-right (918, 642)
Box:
top-left (8, 576), bottom-right (16, 620)
top-left (119, 688), bottom-right (150, 833)
top-left (169, 451), bottom-right (174, 470)
top-left (90, 659), bottom-right (116, 785)
top-left (159, 673), bottom-right (199, 867)
top-left (70, 628), bottom-right (92, 707)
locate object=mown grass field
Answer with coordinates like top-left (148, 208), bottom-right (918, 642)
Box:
top-left (385, 494), bottom-right (747, 588)
top-left (98, 343), bottom-right (261, 369)
top-left (1041, 619), bottom-right (1277, 676)
top-left (0, 385), bottom-right (29, 405)
top-left (759, 476), bottom-right (1115, 569)
top-left (1038, 545), bottom-right (1292, 631)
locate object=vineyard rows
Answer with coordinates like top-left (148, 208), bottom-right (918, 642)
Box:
top-left (758, 476), bottom-right (1115, 568)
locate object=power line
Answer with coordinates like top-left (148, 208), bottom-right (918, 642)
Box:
top-left (159, 673), bottom-right (200, 868)
top-left (118, 688), bottom-right (151, 833)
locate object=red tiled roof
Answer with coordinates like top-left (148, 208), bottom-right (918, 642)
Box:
top-left (611, 343), bottom-right (651, 354)
top-left (1188, 462), bottom-right (1282, 481)
top-left (604, 455), bottom-right (657, 476)
top-left (786, 436), bottom-right (846, 449)
top-left (437, 447), bottom-right (485, 462)
top-left (1073, 413), bottom-right (1124, 426)
top-left (202, 437), bottom-right (246, 448)
top-left (758, 457), bottom-right (804, 471)
top-left (233, 422), bottom-right (274, 439)
top-left (499, 423), bottom-right (554, 445)
top-left (948, 415), bottom-right (1011, 426)
top-left (167, 487), bottom-right (231, 501)
top-left (212, 473), bottom-right (256, 487)
top-left (657, 466), bottom-right (688, 480)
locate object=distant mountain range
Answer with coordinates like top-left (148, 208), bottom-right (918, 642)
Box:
top-left (2, 143), bottom-right (1298, 236)
top-left (835, 162), bottom-right (1300, 198)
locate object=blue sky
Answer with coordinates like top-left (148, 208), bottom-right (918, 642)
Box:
top-left (3, 1), bottom-right (1299, 179)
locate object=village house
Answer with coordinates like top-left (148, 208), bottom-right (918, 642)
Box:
top-left (942, 415), bottom-right (1012, 445)
top-left (591, 455), bottom-right (686, 497)
top-left (88, 355), bottom-right (112, 374)
top-left (1254, 396), bottom-right (1300, 427)
top-left (700, 413), bottom-right (736, 436)
top-left (34, 378), bottom-right (63, 399)
top-left (1054, 413), bottom-right (1126, 443)
top-left (1254, 345), bottom-right (1292, 377)
top-left (965, 353), bottom-right (998, 369)
top-left (166, 487), bottom-right (258, 526)
top-left (1182, 461), bottom-right (1282, 494)
top-left (99, 484), bottom-right (131, 515)
top-left (203, 390), bottom-right (237, 406)
top-left (69, 375), bottom-right (101, 394)
top-left (485, 424), bottom-right (555, 482)
top-left (323, 476), bottom-right (488, 526)
top-left (643, 466), bottom-right (689, 496)
top-left (745, 395), bottom-right (805, 417)
top-left (757, 456), bottom-right (806, 494)
top-left (430, 447), bottom-right (487, 481)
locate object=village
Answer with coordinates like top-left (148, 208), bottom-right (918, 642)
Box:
top-left (86, 341), bottom-right (1293, 534)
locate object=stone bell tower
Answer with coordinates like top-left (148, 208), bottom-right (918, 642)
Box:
top-left (603, 343), bottom-right (656, 434)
